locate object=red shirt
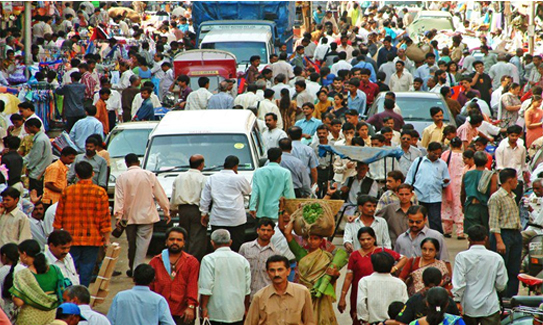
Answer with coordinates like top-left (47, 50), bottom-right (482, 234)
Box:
top-left (359, 81), bottom-right (380, 105)
top-left (149, 252), bottom-right (200, 316)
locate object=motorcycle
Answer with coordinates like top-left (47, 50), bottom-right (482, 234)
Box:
top-left (502, 296), bottom-right (543, 324)
top-left (518, 225), bottom-right (543, 295)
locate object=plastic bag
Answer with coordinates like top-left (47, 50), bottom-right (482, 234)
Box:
top-left (292, 201), bottom-right (335, 237)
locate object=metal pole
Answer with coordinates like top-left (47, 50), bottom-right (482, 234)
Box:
top-left (24, 2), bottom-right (32, 77)
top-left (529, 1), bottom-right (536, 54)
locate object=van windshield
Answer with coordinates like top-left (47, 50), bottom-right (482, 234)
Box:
top-left (144, 134), bottom-right (254, 172)
top-left (202, 42), bottom-right (268, 64)
top-left (375, 97), bottom-right (451, 122)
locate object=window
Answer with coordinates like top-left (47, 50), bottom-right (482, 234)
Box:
top-left (375, 97), bottom-right (451, 122)
top-left (202, 42), bottom-right (268, 65)
top-left (106, 128), bottom-right (153, 158)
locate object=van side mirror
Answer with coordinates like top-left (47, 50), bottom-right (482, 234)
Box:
top-left (259, 157), bottom-right (267, 167)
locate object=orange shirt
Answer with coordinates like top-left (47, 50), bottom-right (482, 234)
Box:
top-left (95, 98), bottom-right (109, 135)
top-left (42, 159), bottom-right (68, 204)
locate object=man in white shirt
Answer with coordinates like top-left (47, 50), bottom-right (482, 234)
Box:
top-left (389, 60), bottom-right (413, 92)
top-left (344, 195), bottom-right (392, 251)
top-left (314, 37), bottom-right (330, 62)
top-left (199, 229), bottom-right (251, 324)
top-left (257, 90), bottom-right (284, 129)
top-left (185, 77), bottom-right (213, 110)
top-left (200, 156), bottom-right (252, 252)
top-left (452, 225), bottom-right (508, 325)
top-left (338, 35), bottom-right (355, 60)
top-left (261, 113), bottom-right (287, 152)
top-left (112, 62), bottom-right (135, 92)
top-left (331, 52), bottom-right (353, 75)
top-left (64, 285), bottom-right (111, 325)
top-left (271, 52), bottom-right (295, 80)
top-left (271, 74), bottom-right (293, 100)
top-left (114, 154), bottom-right (170, 275)
top-left (63, 59), bottom-right (81, 85)
top-left (170, 155), bottom-right (208, 261)
top-left (495, 125), bottom-right (528, 202)
top-left (45, 230), bottom-right (80, 286)
top-left (234, 84), bottom-right (259, 109)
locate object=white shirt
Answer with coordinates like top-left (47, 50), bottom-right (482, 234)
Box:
top-left (113, 70), bottom-right (135, 92)
top-left (79, 304), bottom-right (111, 325)
top-left (271, 60), bottom-right (295, 79)
top-left (490, 86), bottom-right (504, 111)
top-left (93, 90), bottom-right (122, 114)
top-left (357, 273), bottom-right (408, 323)
top-left (200, 170), bottom-right (252, 227)
top-left (257, 99), bottom-right (283, 130)
top-left (63, 68), bottom-right (79, 85)
top-left (43, 203), bottom-right (57, 237)
top-left (314, 44), bottom-right (330, 61)
top-left (170, 169), bottom-right (207, 208)
top-left (495, 140), bottom-right (527, 180)
top-left (45, 246), bottom-right (80, 286)
top-left (199, 247), bottom-right (251, 323)
top-left (344, 217), bottom-right (391, 250)
top-left (389, 71), bottom-right (413, 92)
top-left (185, 88), bottom-right (213, 110)
top-left (331, 60), bottom-right (353, 76)
top-left (234, 92), bottom-right (259, 109)
top-left (452, 245), bottom-right (508, 317)
top-left (131, 93), bottom-right (161, 118)
top-left (270, 225), bottom-right (296, 260)
top-left (271, 83), bottom-right (294, 100)
top-left (261, 127), bottom-right (287, 152)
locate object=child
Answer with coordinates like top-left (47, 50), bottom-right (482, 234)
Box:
top-left (134, 87), bottom-right (155, 121)
top-left (95, 88), bottom-right (110, 135)
top-left (1, 136), bottom-right (23, 193)
top-left (473, 136), bottom-right (493, 170)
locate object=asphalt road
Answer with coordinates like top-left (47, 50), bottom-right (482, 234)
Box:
top-left (93, 225), bottom-right (474, 323)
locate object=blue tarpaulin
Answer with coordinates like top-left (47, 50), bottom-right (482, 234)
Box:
top-left (318, 145), bottom-right (404, 164)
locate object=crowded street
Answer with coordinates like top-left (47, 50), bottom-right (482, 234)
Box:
top-left (1, 1), bottom-right (543, 325)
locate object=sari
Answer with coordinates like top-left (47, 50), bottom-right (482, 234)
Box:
top-left (399, 257), bottom-right (450, 296)
top-left (410, 313), bottom-right (465, 325)
top-left (288, 239), bottom-right (338, 325)
top-left (10, 266), bottom-right (63, 325)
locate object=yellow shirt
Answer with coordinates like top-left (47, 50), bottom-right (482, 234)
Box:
top-left (421, 123), bottom-right (447, 148)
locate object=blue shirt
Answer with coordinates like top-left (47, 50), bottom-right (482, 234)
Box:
top-left (354, 61), bottom-right (377, 82)
top-left (347, 89), bottom-right (367, 115)
top-left (405, 156), bottom-right (450, 203)
top-left (134, 98), bottom-right (155, 121)
top-left (279, 153), bottom-right (311, 195)
top-left (69, 116), bottom-right (104, 152)
top-left (107, 286), bottom-right (175, 325)
top-left (249, 162), bottom-right (295, 219)
top-left (291, 140), bottom-right (318, 177)
top-left (207, 92), bottom-right (234, 109)
top-left (295, 117), bottom-right (323, 145)
top-left (414, 64), bottom-right (436, 91)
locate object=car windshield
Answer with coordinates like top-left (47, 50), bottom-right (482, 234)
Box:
top-left (375, 97), bottom-right (451, 122)
top-left (144, 134), bottom-right (254, 172)
top-left (107, 128), bottom-right (153, 158)
top-left (188, 76), bottom-right (223, 92)
top-left (202, 42), bottom-right (268, 64)
top-left (411, 18), bottom-right (454, 33)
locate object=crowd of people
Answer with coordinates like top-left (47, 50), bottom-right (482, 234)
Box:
top-left (0, 1), bottom-right (543, 325)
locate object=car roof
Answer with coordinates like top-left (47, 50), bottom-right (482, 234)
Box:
top-left (375, 91), bottom-right (443, 99)
top-left (152, 110), bottom-right (257, 136)
top-left (416, 10), bottom-right (453, 18)
top-left (201, 29), bottom-right (272, 43)
top-left (111, 121), bottom-right (159, 131)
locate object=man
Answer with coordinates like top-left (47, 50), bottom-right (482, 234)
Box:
top-left (430, 70), bottom-right (449, 94)
top-left (257, 90), bottom-right (284, 130)
top-left (414, 53), bottom-right (437, 91)
top-left (344, 195), bottom-right (391, 251)
top-left (46, 230), bottom-right (80, 286)
top-left (23, 118), bottom-right (53, 197)
top-left (234, 84), bottom-right (259, 109)
top-left (495, 125), bottom-right (528, 206)
top-left (421, 107), bottom-right (447, 148)
top-left (489, 53), bottom-right (518, 90)
top-left (339, 161), bottom-right (379, 205)
top-left (376, 170), bottom-right (417, 211)
top-left (405, 142), bottom-right (450, 233)
top-left (376, 36), bottom-right (397, 68)
top-left (51, 303), bottom-right (86, 325)
top-left (131, 82), bottom-right (161, 120)
top-left (121, 75), bottom-right (141, 122)
top-left (397, 132), bottom-right (423, 176)
top-left (461, 151), bottom-right (498, 232)
top-left (295, 103), bottom-right (322, 146)
top-left (458, 77), bottom-right (481, 107)
top-left (246, 55), bottom-right (261, 84)
top-left (28, 201), bottom-right (47, 249)
top-left (457, 113), bottom-right (484, 150)
top-left (490, 75), bottom-right (512, 114)
top-left (245, 255), bottom-right (315, 325)
top-left (69, 106), bottom-right (104, 153)
top-left (43, 147), bottom-right (77, 206)
top-left (396, 267), bottom-right (460, 324)
top-left (199, 229), bottom-right (251, 325)
top-left (108, 264), bottom-right (176, 325)
top-left (63, 285), bottom-right (110, 325)
top-left (289, 126), bottom-right (319, 186)
top-left (185, 77), bottom-right (213, 110)
top-left (366, 98), bottom-right (404, 132)
top-left (389, 60), bottom-right (413, 92)
top-left (54, 161), bottom-right (110, 287)
top-left (293, 80), bottom-right (315, 110)
top-left (170, 155), bottom-right (208, 261)
top-left (357, 252), bottom-right (408, 324)
top-left (338, 35), bottom-right (354, 60)
top-left (261, 113), bottom-right (287, 152)
top-left (358, 68), bottom-right (379, 106)
top-left (250, 148), bottom-right (295, 220)
top-left (440, 87), bottom-right (462, 120)
top-left (1, 136), bottom-right (23, 192)
top-left (271, 52), bottom-right (294, 79)
top-left (312, 125), bottom-right (334, 198)
top-left (55, 72), bottom-right (87, 131)
top-left (239, 218), bottom-right (279, 299)
top-left (331, 52), bottom-right (352, 76)
top-left (0, 187), bottom-right (31, 247)
top-left (200, 156), bottom-right (252, 252)
top-left (377, 183), bottom-right (416, 250)
top-left (470, 61), bottom-right (493, 105)
top-left (208, 81), bottom-right (234, 110)
top-left (452, 225), bottom-right (508, 324)
top-left (347, 78), bottom-right (367, 115)
top-left (115, 153), bottom-right (170, 275)
top-left (394, 205), bottom-right (450, 264)
top-left (488, 168), bottom-right (522, 298)
top-left (149, 227), bottom-right (200, 325)
top-left (79, 63), bottom-right (98, 106)
top-left (278, 138), bottom-right (311, 198)
top-left (68, 137), bottom-right (108, 189)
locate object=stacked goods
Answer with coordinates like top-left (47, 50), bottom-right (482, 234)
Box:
top-left (89, 243), bottom-right (121, 307)
top-left (291, 201), bottom-right (336, 238)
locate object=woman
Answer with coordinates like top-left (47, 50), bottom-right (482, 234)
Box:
top-left (399, 238), bottom-right (450, 296)
top-left (410, 287), bottom-right (465, 325)
top-left (10, 240), bottom-right (65, 325)
top-left (446, 61), bottom-right (460, 85)
top-left (0, 243), bottom-right (18, 322)
top-left (499, 83), bottom-right (522, 128)
top-left (277, 88), bottom-right (297, 130)
top-left (356, 122), bottom-right (372, 146)
top-left (132, 56), bottom-right (152, 84)
top-left (314, 90), bottom-right (332, 120)
top-left (279, 211), bottom-right (343, 325)
top-left (328, 93), bottom-right (348, 122)
top-left (441, 137), bottom-right (465, 239)
top-left (338, 227), bottom-right (406, 325)
top-left (525, 95), bottom-right (543, 148)
top-left (462, 150), bottom-right (475, 174)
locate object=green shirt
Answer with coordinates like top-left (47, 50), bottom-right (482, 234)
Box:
top-left (463, 170), bottom-right (491, 205)
top-left (249, 162), bottom-right (295, 219)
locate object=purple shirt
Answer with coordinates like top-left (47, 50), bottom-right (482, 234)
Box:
top-left (366, 109), bottom-right (405, 131)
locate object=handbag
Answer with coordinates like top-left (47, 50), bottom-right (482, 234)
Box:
top-left (111, 219), bottom-right (128, 238)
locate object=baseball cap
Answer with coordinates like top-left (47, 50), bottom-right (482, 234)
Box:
top-left (57, 303), bottom-right (87, 320)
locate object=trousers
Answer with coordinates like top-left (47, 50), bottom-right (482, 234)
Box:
top-left (70, 246), bottom-right (100, 287)
top-left (126, 224), bottom-right (154, 271)
top-left (420, 201), bottom-right (443, 234)
top-left (178, 204), bottom-right (209, 261)
top-left (490, 229), bottom-right (522, 297)
top-left (463, 311), bottom-right (501, 325)
top-left (463, 203), bottom-right (489, 233)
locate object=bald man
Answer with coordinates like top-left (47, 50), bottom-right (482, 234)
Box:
top-left (170, 155), bottom-right (209, 261)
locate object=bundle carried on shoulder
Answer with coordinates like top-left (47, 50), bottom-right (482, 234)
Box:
top-left (291, 201), bottom-right (336, 238)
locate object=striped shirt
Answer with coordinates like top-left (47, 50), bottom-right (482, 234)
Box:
top-left (488, 187), bottom-right (521, 234)
top-left (239, 240), bottom-right (278, 298)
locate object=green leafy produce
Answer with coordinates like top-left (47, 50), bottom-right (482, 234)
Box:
top-left (302, 203), bottom-right (324, 224)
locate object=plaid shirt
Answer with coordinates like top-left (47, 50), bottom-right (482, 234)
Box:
top-left (53, 179), bottom-right (111, 246)
top-left (81, 71), bottom-right (97, 100)
top-left (488, 187), bottom-right (521, 234)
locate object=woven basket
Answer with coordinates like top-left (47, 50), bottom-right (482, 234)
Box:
top-left (284, 199), bottom-right (345, 216)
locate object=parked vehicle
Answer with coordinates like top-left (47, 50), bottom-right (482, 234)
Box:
top-left (408, 10), bottom-right (455, 40)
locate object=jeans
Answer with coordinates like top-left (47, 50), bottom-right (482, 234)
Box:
top-left (70, 246), bottom-right (100, 287)
top-left (490, 229), bottom-right (522, 297)
top-left (420, 201), bottom-right (443, 234)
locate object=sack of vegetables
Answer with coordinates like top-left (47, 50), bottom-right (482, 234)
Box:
top-left (291, 201), bottom-right (336, 238)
